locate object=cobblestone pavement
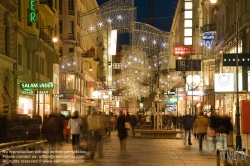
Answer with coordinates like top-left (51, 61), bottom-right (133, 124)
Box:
top-left (45, 131), bottom-right (226, 166)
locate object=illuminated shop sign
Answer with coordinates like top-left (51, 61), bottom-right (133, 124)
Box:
top-left (202, 32), bottom-right (214, 47)
top-left (20, 82), bottom-right (54, 89)
top-left (169, 98), bottom-right (178, 102)
top-left (163, 91), bottom-right (176, 95)
top-left (176, 60), bottom-right (201, 71)
top-left (52, 94), bottom-right (64, 98)
top-left (35, 91), bottom-right (49, 94)
top-left (186, 75), bottom-right (201, 89)
top-left (29, 0), bottom-right (37, 22)
top-left (173, 46), bottom-right (196, 56)
top-left (87, 82), bottom-right (95, 87)
top-left (214, 73), bottom-right (234, 92)
top-left (187, 91), bottom-right (203, 96)
top-left (108, 30), bottom-right (117, 55)
top-left (223, 53), bottom-right (250, 66)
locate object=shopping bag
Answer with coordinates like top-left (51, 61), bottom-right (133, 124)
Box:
top-left (125, 122), bottom-right (130, 130)
top-left (207, 127), bottom-right (216, 137)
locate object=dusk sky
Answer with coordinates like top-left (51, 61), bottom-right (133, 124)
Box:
top-left (96, 0), bottom-right (178, 32)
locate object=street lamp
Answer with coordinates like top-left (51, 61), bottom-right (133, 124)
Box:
top-left (79, 61), bottom-right (92, 114)
top-left (235, 0), bottom-right (242, 150)
top-left (38, 26), bottom-right (58, 116)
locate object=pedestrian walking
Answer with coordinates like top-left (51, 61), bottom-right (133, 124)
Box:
top-left (63, 117), bottom-right (70, 143)
top-left (130, 114), bottom-right (138, 136)
top-left (68, 111), bottom-right (83, 152)
top-left (86, 108), bottom-right (106, 159)
top-left (193, 111), bottom-right (209, 150)
top-left (117, 111), bottom-right (128, 150)
top-left (182, 113), bottom-right (193, 145)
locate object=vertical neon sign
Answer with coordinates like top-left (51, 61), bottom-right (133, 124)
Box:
top-left (29, 0), bottom-right (36, 22)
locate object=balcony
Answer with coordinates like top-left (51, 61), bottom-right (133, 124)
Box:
top-left (200, 23), bottom-right (216, 32)
top-left (40, 30), bottom-right (55, 49)
top-left (1, 0), bottom-right (18, 12)
top-left (40, 0), bottom-right (55, 14)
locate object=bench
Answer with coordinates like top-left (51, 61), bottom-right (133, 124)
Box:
top-left (134, 129), bottom-right (183, 139)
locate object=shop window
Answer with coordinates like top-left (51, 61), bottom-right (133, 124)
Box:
top-left (66, 74), bottom-right (75, 89)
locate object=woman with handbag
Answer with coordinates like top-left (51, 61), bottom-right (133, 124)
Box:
top-left (116, 111), bottom-right (128, 150)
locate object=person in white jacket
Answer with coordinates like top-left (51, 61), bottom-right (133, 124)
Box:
top-left (68, 111), bottom-right (83, 151)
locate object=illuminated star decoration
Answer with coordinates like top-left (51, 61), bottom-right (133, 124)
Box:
top-left (97, 21), bottom-right (104, 28)
top-left (107, 18), bottom-right (113, 23)
top-left (116, 14), bottom-right (123, 21)
top-left (161, 43), bottom-right (166, 48)
top-left (141, 36), bottom-right (146, 42)
top-left (152, 39), bottom-right (157, 45)
top-left (88, 25), bottom-right (95, 31)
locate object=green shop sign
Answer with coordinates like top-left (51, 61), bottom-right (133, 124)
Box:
top-left (20, 82), bottom-right (54, 89)
top-left (29, 0), bottom-right (37, 22)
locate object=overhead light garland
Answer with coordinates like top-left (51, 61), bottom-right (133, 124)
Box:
top-left (80, 0), bottom-right (136, 51)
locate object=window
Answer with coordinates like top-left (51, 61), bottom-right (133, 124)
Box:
top-left (41, 58), bottom-right (44, 75)
top-left (68, 21), bottom-right (73, 34)
top-left (184, 20), bottom-right (192, 28)
top-left (185, 2), bottom-right (192, 10)
top-left (59, 20), bottom-right (62, 33)
top-left (18, 44), bottom-right (22, 65)
top-left (18, 0), bottom-right (21, 21)
top-left (184, 28), bottom-right (192, 36)
top-left (69, 48), bottom-right (74, 53)
top-left (36, 55), bottom-right (39, 72)
top-left (27, 51), bottom-right (31, 69)
top-left (184, 37), bottom-right (192, 45)
top-left (59, 0), bottom-right (62, 14)
top-left (68, 0), bottom-right (73, 10)
top-left (184, 11), bottom-right (192, 19)
top-left (27, 9), bottom-right (32, 26)
top-left (60, 47), bottom-right (63, 57)
top-left (77, 11), bottom-right (80, 26)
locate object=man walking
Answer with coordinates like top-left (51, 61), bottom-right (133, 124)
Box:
top-left (182, 112), bottom-right (193, 145)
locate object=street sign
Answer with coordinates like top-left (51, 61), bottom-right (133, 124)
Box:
top-left (175, 60), bottom-right (201, 71)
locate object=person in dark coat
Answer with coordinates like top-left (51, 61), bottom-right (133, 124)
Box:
top-left (116, 111), bottom-right (128, 150)
top-left (182, 113), bottom-right (194, 145)
top-left (130, 115), bottom-right (138, 136)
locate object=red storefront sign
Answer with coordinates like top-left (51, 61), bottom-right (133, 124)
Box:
top-left (241, 100), bottom-right (250, 134)
top-left (87, 82), bottom-right (95, 87)
top-left (173, 46), bottom-right (196, 56)
top-left (71, 98), bottom-right (76, 102)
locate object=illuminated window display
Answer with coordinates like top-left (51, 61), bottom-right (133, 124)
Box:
top-left (66, 74), bottom-right (75, 89)
top-left (18, 97), bottom-right (33, 115)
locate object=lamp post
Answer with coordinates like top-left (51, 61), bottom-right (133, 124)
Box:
top-left (235, 0), bottom-right (242, 149)
top-left (80, 61), bottom-right (92, 114)
top-left (38, 26), bottom-right (57, 116)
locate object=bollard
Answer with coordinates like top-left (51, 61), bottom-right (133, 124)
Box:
top-left (216, 148), bottom-right (229, 166)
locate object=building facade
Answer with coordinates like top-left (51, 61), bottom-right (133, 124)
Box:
top-left (0, 0), bottom-right (18, 117)
top-left (15, 0), bottom-right (59, 118)
top-left (58, 0), bottom-right (105, 116)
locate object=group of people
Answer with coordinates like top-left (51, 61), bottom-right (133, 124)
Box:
top-left (182, 110), bottom-right (233, 150)
top-left (41, 108), bottom-right (136, 159)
